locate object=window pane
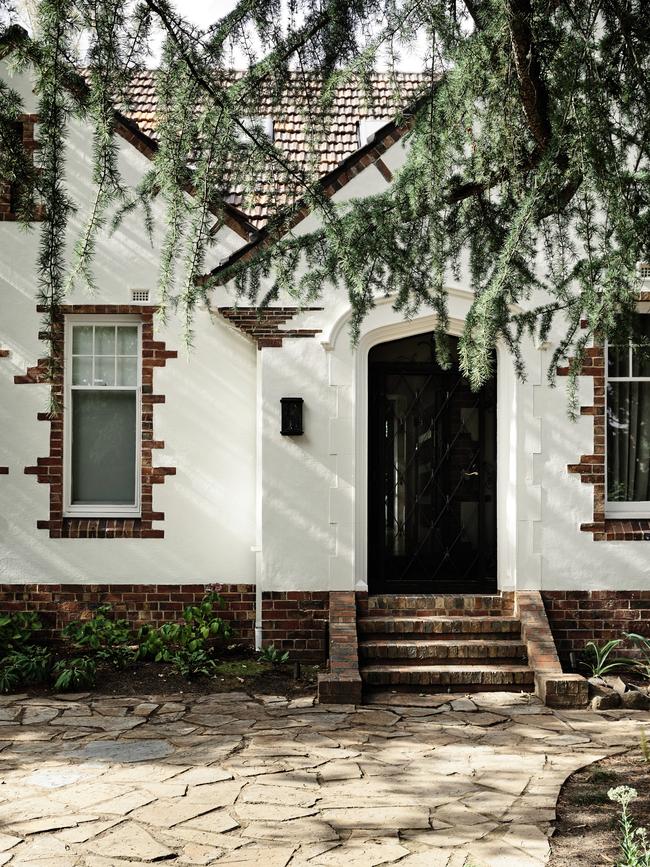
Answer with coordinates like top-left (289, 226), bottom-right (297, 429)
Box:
top-left (117, 326), bottom-right (138, 356)
top-left (116, 356), bottom-right (137, 387)
top-left (72, 326), bottom-right (93, 355)
top-left (632, 317), bottom-right (650, 377)
top-left (71, 391), bottom-right (137, 505)
top-left (72, 356), bottom-right (92, 386)
top-left (95, 326), bottom-right (115, 356)
top-left (607, 344), bottom-right (629, 377)
top-left (94, 356), bottom-right (115, 387)
top-left (607, 381), bottom-right (650, 501)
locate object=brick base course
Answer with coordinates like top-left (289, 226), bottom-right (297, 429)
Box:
top-left (542, 590), bottom-right (650, 665)
top-left (0, 584), bottom-right (329, 662)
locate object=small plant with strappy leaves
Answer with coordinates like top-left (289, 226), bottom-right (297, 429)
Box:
top-left (624, 633), bottom-right (650, 681)
top-left (580, 639), bottom-right (636, 678)
top-left (258, 644), bottom-right (290, 666)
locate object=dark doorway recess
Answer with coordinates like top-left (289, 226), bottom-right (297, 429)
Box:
top-left (368, 331), bottom-right (497, 594)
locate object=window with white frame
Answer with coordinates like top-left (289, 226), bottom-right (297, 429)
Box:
top-left (606, 314), bottom-right (650, 517)
top-left (64, 318), bottom-right (141, 516)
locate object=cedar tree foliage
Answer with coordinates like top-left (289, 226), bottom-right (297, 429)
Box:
top-left (0, 1), bottom-right (649, 409)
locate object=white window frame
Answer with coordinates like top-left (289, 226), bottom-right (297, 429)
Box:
top-left (63, 314), bottom-right (142, 518)
top-left (605, 306), bottom-right (650, 518)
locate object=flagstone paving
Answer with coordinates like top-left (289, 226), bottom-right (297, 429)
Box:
top-left (0, 689), bottom-right (645, 865)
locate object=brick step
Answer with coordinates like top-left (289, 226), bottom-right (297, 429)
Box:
top-left (359, 638), bottom-right (527, 664)
top-left (364, 594), bottom-right (512, 617)
top-left (360, 663), bottom-right (535, 690)
top-left (357, 616), bottom-right (522, 639)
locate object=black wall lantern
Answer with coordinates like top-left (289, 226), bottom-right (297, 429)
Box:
top-left (281, 397), bottom-right (304, 436)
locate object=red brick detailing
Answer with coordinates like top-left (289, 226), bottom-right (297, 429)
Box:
top-left (0, 583), bottom-right (255, 643)
top-left (218, 307), bottom-right (322, 349)
top-left (17, 305), bottom-right (177, 538)
top-left (515, 591), bottom-right (588, 708)
top-left (542, 590), bottom-right (650, 665)
top-left (0, 114), bottom-right (44, 222)
top-left (318, 591), bottom-right (362, 704)
top-left (559, 340), bottom-right (650, 540)
top-left (0, 584), bottom-right (330, 662)
top-left (261, 591), bottom-right (329, 661)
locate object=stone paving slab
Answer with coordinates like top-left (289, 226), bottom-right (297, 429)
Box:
top-left (0, 689), bottom-right (645, 865)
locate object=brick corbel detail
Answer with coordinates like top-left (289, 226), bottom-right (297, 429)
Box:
top-left (559, 298), bottom-right (650, 540)
top-left (17, 305), bottom-right (177, 538)
top-left (217, 306), bottom-right (322, 349)
top-left (317, 591), bottom-right (362, 705)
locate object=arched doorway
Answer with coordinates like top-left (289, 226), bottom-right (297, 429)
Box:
top-left (367, 331), bottom-right (497, 593)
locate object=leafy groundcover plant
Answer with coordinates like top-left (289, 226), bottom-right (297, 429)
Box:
top-left (609, 786), bottom-right (650, 867)
top-left (0, 591), bottom-right (235, 692)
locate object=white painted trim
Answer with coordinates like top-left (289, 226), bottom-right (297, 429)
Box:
top-left (352, 313), bottom-right (515, 592)
top-left (321, 287), bottom-right (478, 353)
top-left (63, 314), bottom-right (142, 518)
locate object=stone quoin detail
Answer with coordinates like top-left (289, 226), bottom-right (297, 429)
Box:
top-left (16, 305), bottom-right (177, 539)
top-left (217, 306), bottom-right (322, 349)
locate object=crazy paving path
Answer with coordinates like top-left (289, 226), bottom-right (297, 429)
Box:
top-left (0, 690), bottom-right (644, 866)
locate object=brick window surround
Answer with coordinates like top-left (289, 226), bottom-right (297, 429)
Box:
top-left (16, 305), bottom-right (177, 538)
top-left (0, 114), bottom-right (44, 222)
top-left (560, 296), bottom-right (650, 540)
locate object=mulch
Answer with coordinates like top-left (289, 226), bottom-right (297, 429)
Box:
top-left (549, 747), bottom-right (650, 866)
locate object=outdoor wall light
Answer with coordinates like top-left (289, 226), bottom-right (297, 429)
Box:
top-left (281, 397), bottom-right (304, 436)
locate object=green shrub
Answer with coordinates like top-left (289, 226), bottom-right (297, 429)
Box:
top-left (53, 656), bottom-right (97, 691)
top-left (0, 612), bottom-right (42, 653)
top-left (170, 649), bottom-right (217, 679)
top-left (135, 593), bottom-right (232, 663)
top-left (258, 644), bottom-right (290, 666)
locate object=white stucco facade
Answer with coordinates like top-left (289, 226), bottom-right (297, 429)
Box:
top-left (2, 60), bottom-right (650, 594)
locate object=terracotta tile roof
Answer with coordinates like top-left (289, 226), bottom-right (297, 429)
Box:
top-left (120, 71), bottom-right (427, 227)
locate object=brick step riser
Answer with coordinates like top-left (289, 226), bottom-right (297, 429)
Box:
top-left (361, 671), bottom-right (535, 688)
top-left (358, 629), bottom-right (522, 640)
top-left (364, 683), bottom-right (536, 695)
top-left (359, 646), bottom-right (528, 662)
top-left (363, 608), bottom-right (508, 618)
top-left (359, 655), bottom-right (528, 666)
top-left (364, 595), bottom-right (513, 615)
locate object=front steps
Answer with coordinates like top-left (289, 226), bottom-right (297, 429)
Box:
top-left (358, 594), bottom-right (535, 694)
top-left (317, 590), bottom-right (588, 707)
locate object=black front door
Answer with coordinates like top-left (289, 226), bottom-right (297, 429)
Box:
top-left (368, 332), bottom-right (497, 593)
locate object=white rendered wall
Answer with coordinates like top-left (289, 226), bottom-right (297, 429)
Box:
top-left (0, 62), bottom-right (257, 585)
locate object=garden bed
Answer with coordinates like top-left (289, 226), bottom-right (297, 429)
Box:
top-left (20, 647), bottom-right (320, 698)
top-left (549, 749), bottom-right (650, 866)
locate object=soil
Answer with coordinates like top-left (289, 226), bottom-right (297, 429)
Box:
top-left (549, 748), bottom-right (650, 867)
top-left (22, 646), bottom-right (320, 699)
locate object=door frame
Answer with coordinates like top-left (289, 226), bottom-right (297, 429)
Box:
top-left (354, 313), bottom-right (517, 593)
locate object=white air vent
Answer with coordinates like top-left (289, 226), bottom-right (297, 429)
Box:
top-left (357, 118), bottom-right (391, 149)
top-left (638, 263), bottom-right (650, 281)
top-left (131, 289), bottom-right (150, 303)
